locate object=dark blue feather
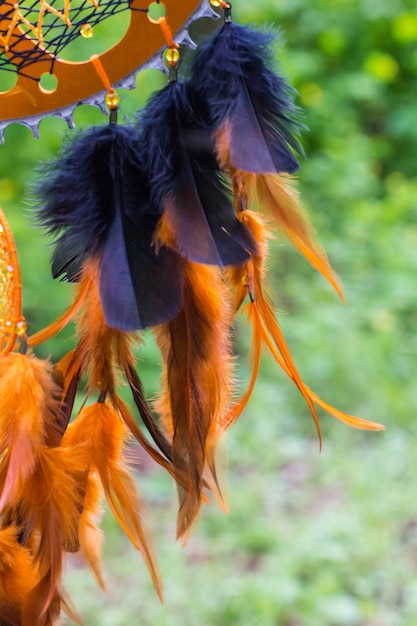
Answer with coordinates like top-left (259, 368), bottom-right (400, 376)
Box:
top-left (190, 22), bottom-right (303, 174)
top-left (34, 125), bottom-right (126, 280)
top-left (139, 80), bottom-right (256, 266)
top-left (34, 124), bottom-right (184, 330)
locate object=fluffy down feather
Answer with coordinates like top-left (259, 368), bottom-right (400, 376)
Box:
top-left (140, 79), bottom-right (256, 266)
top-left (191, 22), bottom-right (303, 175)
top-left (34, 124), bottom-right (183, 331)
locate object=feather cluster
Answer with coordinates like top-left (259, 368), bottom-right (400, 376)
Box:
top-left (0, 11), bottom-right (384, 626)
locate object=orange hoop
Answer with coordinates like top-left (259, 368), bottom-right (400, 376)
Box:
top-left (0, 207), bottom-right (26, 354)
top-left (0, 0), bottom-right (205, 131)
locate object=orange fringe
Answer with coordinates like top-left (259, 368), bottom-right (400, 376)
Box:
top-left (154, 261), bottom-right (233, 539)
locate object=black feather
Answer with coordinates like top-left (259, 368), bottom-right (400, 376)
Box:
top-left (191, 22), bottom-right (304, 175)
top-left (34, 124), bottom-right (184, 330)
top-left (125, 363), bottom-right (173, 462)
top-left (139, 80), bottom-right (256, 266)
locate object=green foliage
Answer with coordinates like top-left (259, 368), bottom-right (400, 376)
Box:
top-left (0, 0), bottom-right (416, 623)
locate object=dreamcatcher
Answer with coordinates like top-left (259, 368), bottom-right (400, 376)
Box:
top-left (0, 1), bottom-right (384, 624)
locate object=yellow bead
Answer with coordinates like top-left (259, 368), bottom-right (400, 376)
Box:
top-left (165, 47), bottom-right (180, 65)
top-left (6, 264), bottom-right (13, 276)
top-left (105, 91), bottom-right (120, 109)
top-left (15, 320), bottom-right (27, 337)
top-left (80, 24), bottom-right (94, 38)
top-left (210, 0), bottom-right (222, 6)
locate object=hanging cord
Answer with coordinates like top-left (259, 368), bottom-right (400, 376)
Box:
top-left (157, 15), bottom-right (178, 51)
top-left (91, 54), bottom-right (120, 123)
top-left (145, 2), bottom-right (180, 80)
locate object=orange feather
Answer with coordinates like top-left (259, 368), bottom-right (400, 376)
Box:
top-left (51, 257), bottom-right (177, 477)
top-left (249, 172), bottom-right (344, 300)
top-left (225, 210), bottom-right (384, 436)
top-left (27, 277), bottom-right (90, 348)
top-left (216, 128), bottom-right (343, 300)
top-left (155, 262), bottom-right (233, 539)
top-left (0, 526), bottom-right (37, 625)
top-left (77, 472), bottom-right (105, 591)
top-left (1, 444), bottom-right (86, 624)
top-left (0, 352), bottom-right (61, 510)
top-left (63, 401), bottom-right (163, 601)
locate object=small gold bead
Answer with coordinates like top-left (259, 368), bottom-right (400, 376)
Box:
top-left (105, 91), bottom-right (120, 109)
top-left (15, 320), bottom-right (27, 337)
top-left (80, 24), bottom-right (94, 38)
top-left (165, 47), bottom-right (180, 66)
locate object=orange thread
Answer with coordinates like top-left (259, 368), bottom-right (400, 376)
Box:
top-left (91, 55), bottom-right (112, 92)
top-left (91, 55), bottom-right (118, 109)
top-left (158, 16), bottom-right (179, 50)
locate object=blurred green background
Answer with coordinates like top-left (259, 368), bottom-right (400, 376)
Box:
top-left (1, 0), bottom-right (417, 624)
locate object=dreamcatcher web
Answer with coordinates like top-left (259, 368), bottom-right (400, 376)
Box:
top-left (0, 0), bottom-right (210, 138)
top-left (0, 0), bottom-right (132, 77)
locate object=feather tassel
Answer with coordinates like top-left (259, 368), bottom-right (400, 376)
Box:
top-left (0, 352), bottom-right (59, 509)
top-left (191, 19), bottom-right (303, 176)
top-left (0, 527), bottom-right (36, 626)
top-left (34, 123), bottom-right (183, 331)
top-left (63, 401), bottom-right (162, 600)
top-left (224, 211), bottom-right (384, 436)
top-left (190, 14), bottom-right (343, 300)
top-left (154, 261), bottom-right (233, 539)
top-left (0, 443), bottom-right (86, 625)
top-left (77, 472), bottom-right (105, 591)
top-left (140, 78), bottom-right (256, 266)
